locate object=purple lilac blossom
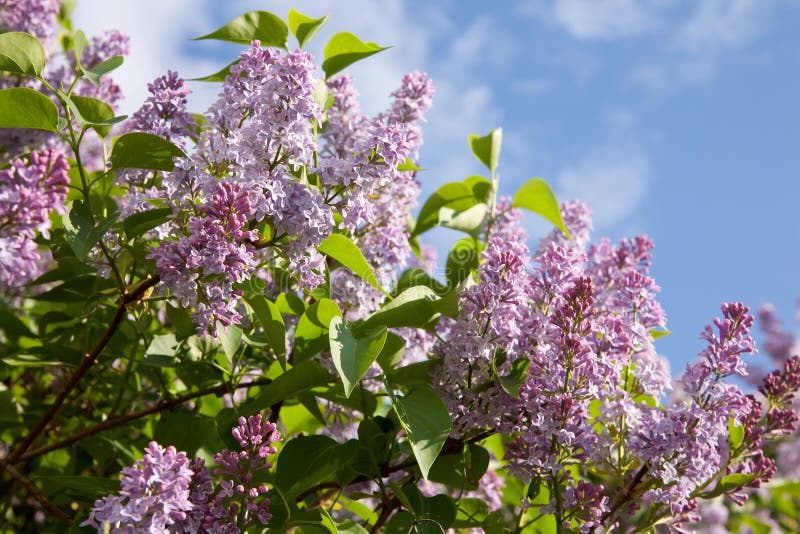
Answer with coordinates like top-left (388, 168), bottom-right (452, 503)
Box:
top-left (153, 42), bottom-right (333, 334)
top-left (629, 303), bottom-right (758, 517)
top-left (116, 71), bottom-right (196, 219)
top-left (433, 200), bottom-right (685, 530)
top-left (0, 0), bottom-right (61, 51)
top-left (323, 72), bottom-right (434, 321)
top-left (150, 180), bottom-right (258, 336)
top-left (0, 149), bottom-right (69, 292)
top-left (82, 442), bottom-right (195, 533)
top-left (200, 415), bottom-right (280, 532)
top-left (84, 415), bottom-right (279, 533)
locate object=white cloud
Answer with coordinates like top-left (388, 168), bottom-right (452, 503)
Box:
top-left (547, 0), bottom-right (664, 40)
top-left (632, 0), bottom-right (771, 91)
top-left (556, 148), bottom-right (649, 229)
top-left (73, 0), bottom-right (221, 115)
top-left (674, 0), bottom-right (764, 55)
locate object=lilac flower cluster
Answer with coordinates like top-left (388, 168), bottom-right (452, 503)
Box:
top-left (0, 149), bottom-right (69, 292)
top-left (84, 414), bottom-right (279, 533)
top-left (0, 0), bottom-right (61, 51)
top-left (116, 71), bottom-right (196, 219)
top-left (322, 72), bottom-right (434, 321)
top-left (627, 304), bottom-right (762, 523)
top-left (152, 42), bottom-right (332, 334)
top-left (433, 200), bottom-right (680, 531)
top-left (82, 441), bottom-right (196, 532)
top-left (150, 180), bottom-right (259, 336)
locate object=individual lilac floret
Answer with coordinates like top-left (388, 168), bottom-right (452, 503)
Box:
top-left (0, 149), bottom-right (69, 291)
top-left (204, 415), bottom-right (280, 532)
top-left (82, 442), bottom-right (195, 533)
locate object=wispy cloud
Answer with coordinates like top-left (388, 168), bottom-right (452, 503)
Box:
top-left (73, 0), bottom-right (221, 115)
top-left (535, 0), bottom-right (665, 40)
top-left (555, 147), bottom-right (650, 230)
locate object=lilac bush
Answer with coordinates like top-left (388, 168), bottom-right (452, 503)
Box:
top-left (1, 3), bottom-right (799, 533)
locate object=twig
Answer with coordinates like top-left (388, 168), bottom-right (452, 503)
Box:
top-left (2, 277), bottom-right (160, 468)
top-left (17, 377), bottom-right (273, 463)
top-left (599, 464), bottom-right (649, 529)
top-left (4, 464), bottom-right (72, 526)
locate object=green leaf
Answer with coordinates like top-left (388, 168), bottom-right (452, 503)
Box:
top-left (72, 29), bottom-right (88, 70)
top-left (357, 286), bottom-right (440, 333)
top-left (446, 237), bottom-right (482, 287)
top-left (428, 444), bottom-right (489, 491)
top-left (322, 32), bottom-right (389, 78)
top-left (143, 334), bottom-right (178, 366)
top-left (649, 328), bottom-right (672, 340)
top-left (496, 357), bottom-right (530, 398)
top-left (293, 298), bottom-right (342, 362)
top-left (0, 32), bottom-right (46, 76)
top-left (438, 203), bottom-right (487, 235)
top-left (122, 207), bottom-right (172, 239)
top-left (276, 435), bottom-right (349, 498)
top-left (329, 316), bottom-right (387, 397)
top-left (29, 475), bottom-right (118, 500)
top-left (336, 519), bottom-right (369, 534)
top-left (62, 200), bottom-right (119, 259)
top-left (376, 332), bottom-right (406, 371)
top-left (111, 132), bottom-right (185, 171)
top-left (399, 485), bottom-right (457, 532)
top-left (246, 359), bottom-right (330, 413)
top-left (191, 60), bottom-right (237, 82)
top-left (452, 498), bottom-right (490, 528)
top-left (195, 11), bottom-right (288, 48)
top-left (729, 418), bottom-right (745, 451)
top-left (413, 182), bottom-right (480, 237)
top-left (70, 95), bottom-right (123, 137)
top-left (287, 9), bottom-right (328, 49)
top-left (317, 233), bottom-right (386, 295)
top-left (387, 359), bottom-right (439, 386)
top-left (397, 158), bottom-right (421, 172)
top-left (247, 295), bottom-right (286, 367)
top-left (83, 55), bottom-right (124, 85)
top-left (275, 292), bottom-right (306, 315)
top-left (1, 353), bottom-right (66, 367)
top-left (391, 386), bottom-right (451, 479)
top-left (512, 177), bottom-right (571, 239)
top-left (0, 87), bottom-right (59, 131)
top-left (290, 508), bottom-right (339, 533)
top-left (219, 324), bottom-right (242, 360)
top-left (469, 128), bottom-right (502, 174)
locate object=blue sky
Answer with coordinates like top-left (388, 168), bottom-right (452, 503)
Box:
top-left (75, 0), bottom-right (800, 376)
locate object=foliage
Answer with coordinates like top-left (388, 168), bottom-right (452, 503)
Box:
top-left (1, 2), bottom-right (799, 533)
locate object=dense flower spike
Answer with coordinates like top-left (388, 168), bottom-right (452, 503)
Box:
top-left (83, 442), bottom-right (195, 532)
top-left (0, 149), bottom-right (69, 291)
top-left (0, 0), bottom-right (61, 51)
top-left (83, 415), bottom-right (279, 534)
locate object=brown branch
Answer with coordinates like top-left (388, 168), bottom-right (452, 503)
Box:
top-left (599, 464), bottom-right (649, 529)
top-left (4, 464), bottom-right (72, 526)
top-left (371, 497), bottom-right (399, 534)
top-left (2, 277), bottom-right (160, 467)
top-left (17, 377), bottom-right (273, 463)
